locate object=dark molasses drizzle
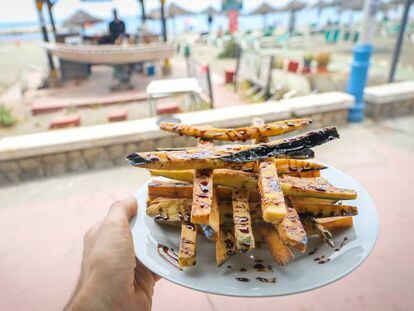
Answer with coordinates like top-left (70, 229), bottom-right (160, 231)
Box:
top-left (157, 244), bottom-right (183, 271)
top-left (256, 277), bottom-right (276, 283)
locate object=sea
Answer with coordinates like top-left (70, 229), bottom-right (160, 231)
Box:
top-left (0, 8), bottom-right (394, 42)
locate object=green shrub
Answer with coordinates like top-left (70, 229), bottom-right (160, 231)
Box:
top-left (217, 39), bottom-right (240, 59)
top-left (0, 105), bottom-right (16, 127)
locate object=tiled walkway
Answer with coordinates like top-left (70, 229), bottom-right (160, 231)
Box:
top-left (0, 116), bottom-right (413, 311)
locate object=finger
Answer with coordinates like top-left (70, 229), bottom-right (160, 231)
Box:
top-left (105, 196), bottom-right (138, 225)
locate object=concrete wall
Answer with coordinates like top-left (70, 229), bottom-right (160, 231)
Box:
top-left (0, 92), bottom-right (354, 186)
top-left (365, 81), bottom-right (414, 120)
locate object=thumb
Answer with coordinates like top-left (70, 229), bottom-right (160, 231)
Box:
top-left (105, 196), bottom-right (138, 225)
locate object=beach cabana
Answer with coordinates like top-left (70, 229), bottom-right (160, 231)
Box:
top-left (62, 9), bottom-right (104, 29)
top-left (249, 2), bottom-right (278, 29)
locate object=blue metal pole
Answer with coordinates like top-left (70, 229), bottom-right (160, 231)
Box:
top-left (347, 44), bottom-right (373, 123)
top-left (347, 0), bottom-right (379, 123)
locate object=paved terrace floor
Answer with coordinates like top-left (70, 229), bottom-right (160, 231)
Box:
top-left (0, 116), bottom-right (413, 311)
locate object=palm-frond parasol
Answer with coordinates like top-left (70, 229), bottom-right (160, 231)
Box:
top-left (62, 9), bottom-right (104, 28)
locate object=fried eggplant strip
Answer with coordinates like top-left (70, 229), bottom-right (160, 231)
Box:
top-left (277, 197), bottom-right (307, 252)
top-left (310, 217), bottom-right (336, 247)
top-left (149, 170), bottom-right (357, 200)
top-left (207, 188), bottom-right (220, 241)
top-left (258, 159), bottom-right (287, 223)
top-left (302, 216), bottom-right (354, 235)
top-left (148, 180), bottom-right (342, 204)
top-left (160, 118), bottom-right (313, 141)
top-left (256, 225), bottom-right (294, 266)
top-left (147, 197), bottom-right (355, 225)
top-left (191, 169), bottom-right (214, 224)
top-left (252, 118), bottom-right (287, 224)
top-left (148, 208), bottom-right (353, 239)
top-left (232, 188), bottom-right (255, 252)
top-left (126, 127), bottom-right (339, 169)
top-left (216, 226), bottom-right (236, 266)
top-left (294, 202), bottom-right (358, 217)
top-left (178, 221), bottom-right (198, 267)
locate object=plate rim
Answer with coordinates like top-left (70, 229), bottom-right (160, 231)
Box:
top-left (130, 166), bottom-right (379, 297)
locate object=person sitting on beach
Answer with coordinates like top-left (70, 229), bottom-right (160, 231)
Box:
top-left (109, 9), bottom-right (126, 44)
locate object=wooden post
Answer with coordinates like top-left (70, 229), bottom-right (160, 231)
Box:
top-left (35, 0), bottom-right (58, 85)
top-left (160, 0), bottom-right (167, 42)
top-left (46, 0), bottom-right (57, 40)
top-left (138, 0), bottom-right (147, 23)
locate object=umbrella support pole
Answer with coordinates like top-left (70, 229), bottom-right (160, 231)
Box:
top-left (35, 0), bottom-right (59, 87)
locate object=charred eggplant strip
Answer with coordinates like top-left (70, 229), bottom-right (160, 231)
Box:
top-left (216, 226), bottom-right (237, 266)
top-left (149, 170), bottom-right (357, 200)
top-left (286, 148), bottom-right (315, 159)
top-left (256, 225), bottom-right (294, 266)
top-left (156, 146), bottom-right (315, 159)
top-left (277, 197), bottom-right (307, 252)
top-left (160, 118), bottom-right (313, 141)
top-left (127, 150), bottom-right (251, 170)
top-left (178, 222), bottom-right (198, 267)
top-left (220, 127), bottom-right (339, 163)
top-left (126, 128), bottom-right (338, 169)
top-left (232, 188), bottom-right (255, 252)
top-left (128, 147), bottom-right (324, 172)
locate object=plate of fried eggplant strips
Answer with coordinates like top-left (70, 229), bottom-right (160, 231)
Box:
top-left (128, 117), bottom-right (379, 297)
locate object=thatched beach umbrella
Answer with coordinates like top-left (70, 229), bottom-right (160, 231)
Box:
top-left (250, 2), bottom-right (278, 28)
top-left (147, 3), bottom-right (193, 19)
top-left (341, 0), bottom-right (364, 25)
top-left (201, 6), bottom-right (220, 16)
top-left (62, 9), bottom-right (104, 29)
top-left (148, 3), bottom-right (193, 38)
top-left (167, 3), bottom-right (193, 18)
top-left (282, 0), bottom-right (306, 34)
top-left (311, 0), bottom-right (336, 16)
top-left (167, 3), bottom-right (193, 35)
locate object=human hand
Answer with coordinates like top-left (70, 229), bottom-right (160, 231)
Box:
top-left (66, 197), bottom-right (158, 311)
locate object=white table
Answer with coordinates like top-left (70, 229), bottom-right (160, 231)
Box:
top-left (146, 78), bottom-right (202, 116)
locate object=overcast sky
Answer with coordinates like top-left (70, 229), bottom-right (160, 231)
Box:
top-left (0, 0), bottom-right (292, 24)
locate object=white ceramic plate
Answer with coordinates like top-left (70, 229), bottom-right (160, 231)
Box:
top-left (131, 167), bottom-right (379, 297)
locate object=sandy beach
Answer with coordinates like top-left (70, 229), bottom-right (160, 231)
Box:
top-left (0, 41), bottom-right (45, 94)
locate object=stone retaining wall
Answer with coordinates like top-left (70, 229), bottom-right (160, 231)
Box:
top-left (0, 92), bottom-right (354, 186)
top-left (365, 81), bottom-right (414, 120)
